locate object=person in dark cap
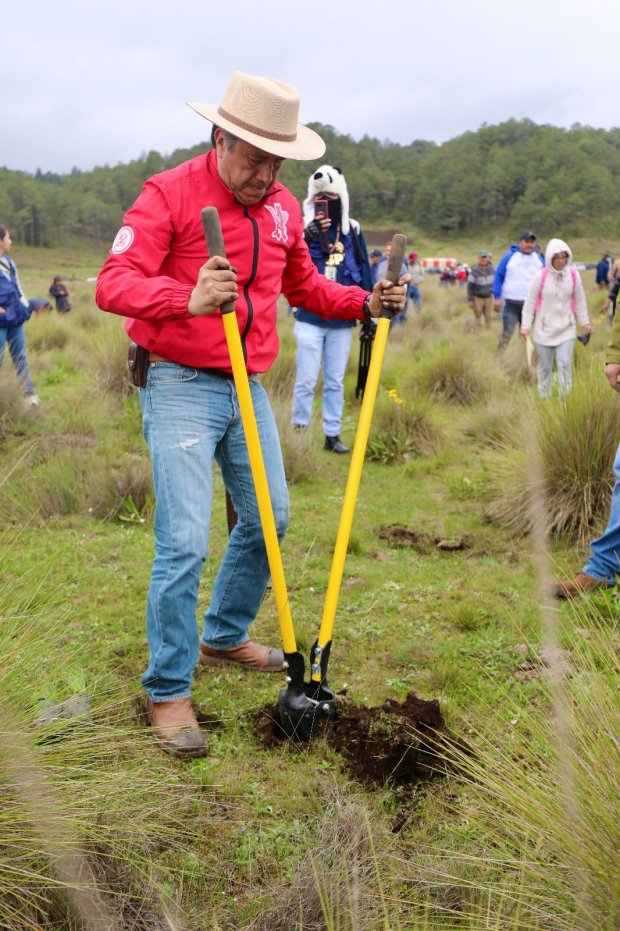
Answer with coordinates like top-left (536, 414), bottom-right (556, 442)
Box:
top-left (467, 250), bottom-right (495, 330)
top-left (493, 231), bottom-right (544, 350)
top-left (596, 254), bottom-right (611, 290)
top-left (368, 249), bottom-right (383, 286)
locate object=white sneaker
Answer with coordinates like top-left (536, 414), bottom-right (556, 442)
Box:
top-left (26, 395), bottom-right (40, 407)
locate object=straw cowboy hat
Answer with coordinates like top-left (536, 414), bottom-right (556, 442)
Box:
top-left (187, 71), bottom-right (325, 161)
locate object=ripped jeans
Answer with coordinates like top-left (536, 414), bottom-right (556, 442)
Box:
top-left (140, 363), bottom-right (289, 701)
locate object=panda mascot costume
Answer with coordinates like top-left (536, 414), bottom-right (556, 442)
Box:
top-left (291, 166), bottom-right (373, 454)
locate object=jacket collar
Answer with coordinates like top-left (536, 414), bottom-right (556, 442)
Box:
top-left (205, 148), bottom-right (283, 205)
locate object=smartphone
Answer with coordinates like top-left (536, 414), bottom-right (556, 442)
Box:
top-left (314, 199), bottom-right (329, 220)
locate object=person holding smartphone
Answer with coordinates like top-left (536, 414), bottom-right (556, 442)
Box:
top-left (292, 165), bottom-right (374, 453)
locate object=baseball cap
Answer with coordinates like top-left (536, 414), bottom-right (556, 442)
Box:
top-left (408, 251), bottom-right (418, 260)
top-left (519, 230), bottom-right (536, 241)
top-left (369, 248), bottom-right (382, 257)
top-left (478, 250), bottom-right (489, 257)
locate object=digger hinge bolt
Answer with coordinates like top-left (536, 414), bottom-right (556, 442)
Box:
top-left (311, 662), bottom-right (321, 676)
top-left (314, 646), bottom-right (323, 658)
top-left (285, 676), bottom-right (292, 684)
top-left (282, 661), bottom-right (289, 669)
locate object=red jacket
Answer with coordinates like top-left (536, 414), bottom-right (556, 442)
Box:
top-left (96, 150), bottom-right (368, 372)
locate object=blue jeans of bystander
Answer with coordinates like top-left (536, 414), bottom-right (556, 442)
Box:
top-left (0, 324), bottom-right (35, 395)
top-left (140, 364), bottom-right (289, 701)
top-left (409, 285), bottom-right (421, 313)
top-left (582, 440), bottom-right (620, 586)
top-left (497, 299), bottom-right (523, 351)
top-left (291, 321), bottom-right (352, 436)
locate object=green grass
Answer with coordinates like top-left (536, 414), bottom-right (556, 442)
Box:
top-left (0, 252), bottom-right (617, 928)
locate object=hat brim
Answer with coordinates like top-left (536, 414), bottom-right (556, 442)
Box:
top-left (187, 102), bottom-right (326, 161)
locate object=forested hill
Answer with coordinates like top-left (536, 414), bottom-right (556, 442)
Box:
top-left (2, 118), bottom-right (620, 248)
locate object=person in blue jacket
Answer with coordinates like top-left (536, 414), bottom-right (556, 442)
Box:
top-left (0, 226), bottom-right (38, 405)
top-left (292, 166), bottom-right (374, 454)
top-left (493, 231), bottom-right (545, 351)
top-left (596, 254), bottom-right (611, 290)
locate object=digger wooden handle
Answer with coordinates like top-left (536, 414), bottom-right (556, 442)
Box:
top-left (385, 233), bottom-right (407, 285)
top-left (378, 233), bottom-right (407, 320)
top-left (201, 206), bottom-right (235, 315)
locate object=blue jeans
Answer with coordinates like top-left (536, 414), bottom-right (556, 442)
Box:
top-left (0, 324), bottom-right (35, 395)
top-left (409, 286), bottom-right (421, 313)
top-left (140, 364), bottom-right (289, 701)
top-left (292, 321), bottom-right (352, 436)
top-left (535, 340), bottom-right (575, 398)
top-left (583, 440), bottom-right (620, 586)
top-left (498, 299), bottom-right (523, 351)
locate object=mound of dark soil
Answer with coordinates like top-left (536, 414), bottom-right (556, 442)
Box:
top-left (253, 691), bottom-right (469, 788)
top-left (378, 524), bottom-right (471, 553)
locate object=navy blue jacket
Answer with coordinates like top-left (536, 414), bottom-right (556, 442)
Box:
top-left (295, 223), bottom-right (373, 329)
top-left (0, 257), bottom-right (31, 328)
top-left (596, 258), bottom-right (610, 285)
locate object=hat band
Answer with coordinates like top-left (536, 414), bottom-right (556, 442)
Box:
top-left (217, 106), bottom-right (297, 143)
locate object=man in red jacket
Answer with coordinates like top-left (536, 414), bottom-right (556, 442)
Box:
top-left (97, 72), bottom-right (408, 758)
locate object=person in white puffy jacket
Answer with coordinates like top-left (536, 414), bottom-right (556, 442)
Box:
top-left (520, 238), bottom-right (592, 397)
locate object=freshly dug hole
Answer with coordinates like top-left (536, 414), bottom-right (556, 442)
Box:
top-left (254, 692), bottom-right (469, 787)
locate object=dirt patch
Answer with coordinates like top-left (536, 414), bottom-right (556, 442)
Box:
top-left (253, 691), bottom-right (470, 788)
top-left (378, 524), bottom-right (471, 554)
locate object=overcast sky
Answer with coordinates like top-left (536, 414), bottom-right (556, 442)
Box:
top-left (5, 0), bottom-right (617, 175)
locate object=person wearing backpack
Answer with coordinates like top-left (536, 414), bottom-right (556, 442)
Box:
top-left (0, 225), bottom-right (38, 405)
top-left (520, 238), bottom-right (591, 398)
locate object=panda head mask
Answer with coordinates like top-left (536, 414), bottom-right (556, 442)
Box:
top-left (302, 165), bottom-right (350, 235)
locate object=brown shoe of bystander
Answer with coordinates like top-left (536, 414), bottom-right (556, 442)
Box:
top-left (551, 572), bottom-right (607, 599)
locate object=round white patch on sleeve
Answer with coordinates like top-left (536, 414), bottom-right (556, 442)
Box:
top-left (111, 226), bottom-right (134, 254)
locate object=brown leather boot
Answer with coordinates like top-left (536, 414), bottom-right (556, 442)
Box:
top-left (198, 640), bottom-right (285, 672)
top-left (552, 572), bottom-right (607, 599)
top-left (145, 697), bottom-right (208, 758)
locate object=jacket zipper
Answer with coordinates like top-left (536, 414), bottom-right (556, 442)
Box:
top-left (241, 207), bottom-right (259, 363)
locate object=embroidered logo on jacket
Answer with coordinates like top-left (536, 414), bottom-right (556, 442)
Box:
top-left (111, 226), bottom-right (134, 254)
top-left (265, 203), bottom-right (289, 244)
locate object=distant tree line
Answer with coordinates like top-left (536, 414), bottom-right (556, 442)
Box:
top-left (2, 118), bottom-right (620, 248)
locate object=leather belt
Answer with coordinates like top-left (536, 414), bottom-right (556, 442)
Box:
top-left (148, 351), bottom-right (239, 381)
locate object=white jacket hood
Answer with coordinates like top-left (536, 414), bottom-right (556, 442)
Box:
top-left (302, 165), bottom-right (351, 235)
top-left (545, 238), bottom-right (573, 271)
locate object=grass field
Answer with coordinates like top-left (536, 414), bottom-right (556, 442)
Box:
top-left (0, 245), bottom-right (619, 929)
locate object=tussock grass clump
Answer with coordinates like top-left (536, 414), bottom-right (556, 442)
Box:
top-left (36, 451), bottom-right (90, 519)
top-left (451, 599), bottom-right (485, 631)
top-left (486, 362), bottom-right (620, 542)
top-left (26, 314), bottom-right (71, 351)
top-left (2, 448), bottom-right (91, 522)
top-left (0, 369), bottom-right (32, 439)
top-left (411, 620), bottom-right (620, 930)
top-left (258, 792), bottom-right (391, 931)
top-left (271, 399), bottom-right (321, 485)
top-left (90, 321), bottom-right (135, 397)
top-left (464, 396), bottom-right (521, 447)
top-left (90, 456), bottom-right (154, 521)
top-left (367, 389), bottom-right (440, 464)
top-left (407, 341), bottom-right (493, 405)
top-left (262, 326), bottom-right (298, 402)
top-left (0, 553), bottom-right (197, 930)
top-left (500, 334), bottom-right (536, 384)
